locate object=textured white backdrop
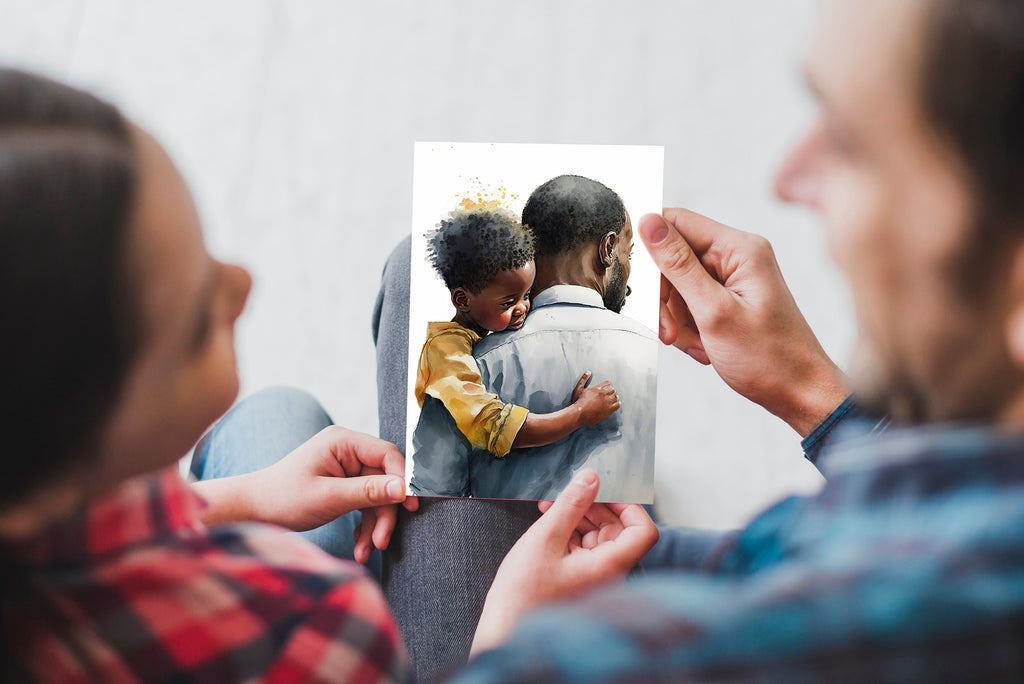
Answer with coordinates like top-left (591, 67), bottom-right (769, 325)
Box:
top-left (0, 0), bottom-right (855, 529)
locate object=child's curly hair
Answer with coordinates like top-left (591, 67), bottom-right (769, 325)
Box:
top-left (426, 208), bottom-right (535, 293)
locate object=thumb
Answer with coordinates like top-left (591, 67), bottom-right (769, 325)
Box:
top-left (572, 371), bottom-right (592, 402)
top-left (325, 474), bottom-right (406, 510)
top-left (639, 213), bottom-right (726, 323)
top-left (538, 469), bottom-right (600, 541)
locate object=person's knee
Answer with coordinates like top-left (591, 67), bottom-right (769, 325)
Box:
top-left (373, 237), bottom-right (411, 346)
top-left (241, 386), bottom-right (331, 424)
top-left (191, 386), bottom-right (333, 480)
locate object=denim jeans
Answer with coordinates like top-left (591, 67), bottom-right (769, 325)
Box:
top-left (189, 385), bottom-right (381, 579)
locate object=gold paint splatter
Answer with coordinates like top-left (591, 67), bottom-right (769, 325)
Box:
top-left (457, 197), bottom-right (502, 211)
top-left (453, 176), bottom-right (519, 213)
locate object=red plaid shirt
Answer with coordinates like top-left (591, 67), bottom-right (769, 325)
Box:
top-left (3, 468), bottom-right (410, 683)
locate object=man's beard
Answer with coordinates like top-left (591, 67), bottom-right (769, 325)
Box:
top-left (847, 342), bottom-right (932, 423)
top-left (603, 257), bottom-right (629, 313)
top-left (849, 300), bottom-right (1022, 426)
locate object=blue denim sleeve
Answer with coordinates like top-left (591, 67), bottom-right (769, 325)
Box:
top-left (800, 395), bottom-right (888, 465)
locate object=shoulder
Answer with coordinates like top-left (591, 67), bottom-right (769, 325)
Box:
top-left (230, 527), bottom-right (407, 681)
top-left (426, 321), bottom-right (477, 344)
top-left (188, 523), bottom-right (392, 619)
top-left (109, 523), bottom-right (407, 682)
top-left (423, 323), bottom-right (477, 355)
top-left (599, 310), bottom-right (658, 340)
top-left (200, 520), bottom-right (370, 584)
top-left (474, 308), bottom-right (656, 359)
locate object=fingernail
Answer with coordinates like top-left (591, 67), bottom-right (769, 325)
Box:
top-left (640, 214), bottom-right (669, 244)
top-left (387, 477), bottom-right (405, 499)
top-left (574, 469), bottom-right (598, 487)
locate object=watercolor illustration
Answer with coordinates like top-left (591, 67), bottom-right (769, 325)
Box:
top-left (405, 143), bottom-right (663, 504)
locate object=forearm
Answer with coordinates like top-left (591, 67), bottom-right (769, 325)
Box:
top-left (512, 407), bottom-right (582, 448)
top-left (191, 471), bottom-right (263, 526)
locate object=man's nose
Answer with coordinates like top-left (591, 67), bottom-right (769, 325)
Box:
top-left (225, 263), bottom-right (252, 321)
top-left (774, 122), bottom-right (826, 208)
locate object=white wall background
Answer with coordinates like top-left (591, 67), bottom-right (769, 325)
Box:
top-left (0, 0), bottom-right (856, 529)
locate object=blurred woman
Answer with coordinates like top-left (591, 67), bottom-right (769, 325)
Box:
top-left (0, 68), bottom-right (414, 682)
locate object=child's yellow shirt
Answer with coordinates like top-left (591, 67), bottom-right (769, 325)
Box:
top-left (414, 321), bottom-right (529, 458)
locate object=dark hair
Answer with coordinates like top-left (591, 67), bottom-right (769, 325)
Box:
top-left (521, 174), bottom-right (626, 257)
top-left (0, 69), bottom-right (140, 508)
top-left (426, 208), bottom-right (535, 293)
top-left (921, 1), bottom-right (1024, 232)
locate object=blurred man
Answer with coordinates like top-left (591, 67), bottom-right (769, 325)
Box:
top-left (453, 0), bottom-right (1024, 679)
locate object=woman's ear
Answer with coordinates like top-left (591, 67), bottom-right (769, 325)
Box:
top-left (451, 287), bottom-right (472, 312)
top-left (599, 231), bottom-right (619, 269)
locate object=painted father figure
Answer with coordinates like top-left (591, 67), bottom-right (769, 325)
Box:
top-left (467, 174), bottom-right (657, 503)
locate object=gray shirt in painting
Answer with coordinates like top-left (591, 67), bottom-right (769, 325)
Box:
top-left (469, 285), bottom-right (658, 503)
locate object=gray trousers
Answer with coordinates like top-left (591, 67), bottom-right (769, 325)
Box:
top-left (372, 237), bottom-right (541, 683)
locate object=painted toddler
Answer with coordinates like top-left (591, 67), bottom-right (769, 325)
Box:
top-left (415, 208), bottom-right (620, 463)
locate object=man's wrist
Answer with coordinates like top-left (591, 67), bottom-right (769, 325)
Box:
top-left (573, 403), bottom-right (586, 429)
top-left (775, 361), bottom-right (849, 438)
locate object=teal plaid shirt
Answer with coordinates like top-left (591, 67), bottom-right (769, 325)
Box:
top-left (456, 403), bottom-right (1024, 682)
